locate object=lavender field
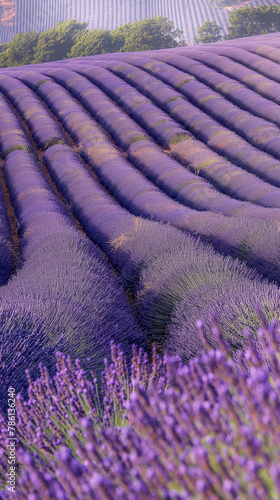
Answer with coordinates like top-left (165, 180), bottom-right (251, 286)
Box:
top-left (0, 32), bottom-right (280, 498)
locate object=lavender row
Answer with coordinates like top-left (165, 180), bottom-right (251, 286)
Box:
top-left (41, 145), bottom-right (280, 348)
top-left (0, 93), bottom-right (33, 158)
top-left (0, 149), bottom-right (145, 406)
top-left (79, 61), bottom-right (280, 199)
top-left (153, 52), bottom-right (280, 127)
top-left (22, 67), bottom-right (280, 221)
top-left (105, 57), bottom-right (280, 178)
top-left (41, 146), bottom-right (280, 349)
top-left (17, 68), bottom-right (152, 151)
top-left (42, 144), bottom-right (136, 259)
top-left (246, 43), bottom-right (280, 65)
top-left (118, 222), bottom-right (280, 346)
top-left (0, 75), bottom-right (65, 150)
top-left (45, 64), bottom-right (192, 148)
top-left (206, 45), bottom-right (280, 84)
top-left (142, 58), bottom-right (280, 154)
top-left (25, 78), bottom-right (213, 227)
top-left (170, 138), bottom-right (280, 209)
top-left (1, 320), bottom-right (280, 499)
top-left (12, 68), bottom-right (280, 283)
top-left (0, 183), bottom-right (14, 285)
top-left (42, 137), bottom-right (280, 285)
top-left (181, 47), bottom-right (280, 108)
top-left (128, 140), bottom-right (280, 220)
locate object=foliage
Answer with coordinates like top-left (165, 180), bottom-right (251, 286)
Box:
top-left (110, 16), bottom-right (185, 52)
top-left (0, 32), bottom-right (39, 67)
top-left (225, 5), bottom-right (280, 39)
top-left (68, 29), bottom-right (113, 58)
top-left (32, 19), bottom-right (87, 63)
top-left (194, 21), bottom-right (223, 44)
top-left (0, 17), bottom-right (185, 68)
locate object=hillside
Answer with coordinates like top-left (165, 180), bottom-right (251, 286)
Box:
top-left (1, 0), bottom-right (280, 44)
top-left (0, 31), bottom-right (280, 499)
top-left (0, 31), bottom-right (279, 401)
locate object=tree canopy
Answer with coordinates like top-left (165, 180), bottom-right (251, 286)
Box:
top-left (110, 16), bottom-right (185, 52)
top-left (0, 16), bottom-right (185, 68)
top-left (32, 19), bottom-right (87, 63)
top-left (225, 5), bottom-right (280, 39)
top-left (68, 29), bottom-right (113, 58)
top-left (0, 31), bottom-right (40, 67)
top-left (194, 21), bottom-right (223, 44)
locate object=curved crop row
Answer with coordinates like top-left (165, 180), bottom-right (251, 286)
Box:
top-left (21, 66), bottom-right (280, 220)
top-left (0, 180), bottom-right (14, 285)
top-left (0, 75), bottom-right (66, 150)
top-left (157, 53), bottom-right (280, 126)
top-left (18, 68), bottom-right (152, 150)
top-left (127, 140), bottom-right (280, 219)
top-left (61, 64), bottom-right (192, 148)
top-left (72, 63), bottom-right (280, 208)
top-left (0, 93), bottom-right (33, 158)
top-left (0, 148), bottom-right (144, 405)
top-left (175, 47), bottom-right (280, 110)
top-left (26, 80), bottom-right (280, 284)
top-left (131, 57), bottom-right (280, 154)
top-left (104, 57), bottom-right (280, 190)
top-left (41, 145), bottom-right (280, 361)
top-left (207, 45), bottom-right (280, 84)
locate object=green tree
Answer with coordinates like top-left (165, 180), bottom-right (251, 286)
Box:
top-left (226, 5), bottom-right (280, 39)
top-left (194, 21), bottom-right (223, 44)
top-left (32, 19), bottom-right (87, 63)
top-left (69, 29), bottom-right (113, 58)
top-left (0, 32), bottom-right (39, 68)
top-left (111, 16), bottom-right (185, 52)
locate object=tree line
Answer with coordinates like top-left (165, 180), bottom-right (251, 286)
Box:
top-left (195, 5), bottom-right (280, 44)
top-left (0, 16), bottom-right (184, 68)
top-left (0, 6), bottom-right (279, 68)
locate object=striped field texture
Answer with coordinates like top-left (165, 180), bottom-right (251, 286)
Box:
top-left (2, 0), bottom-right (280, 44)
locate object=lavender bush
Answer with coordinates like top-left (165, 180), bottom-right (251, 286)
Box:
top-left (0, 76), bottom-right (65, 150)
top-left (0, 184), bottom-right (14, 285)
top-left (0, 149), bottom-right (145, 406)
top-left (0, 94), bottom-right (34, 158)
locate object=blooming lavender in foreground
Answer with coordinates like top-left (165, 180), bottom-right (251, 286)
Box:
top-left (0, 312), bottom-right (279, 499)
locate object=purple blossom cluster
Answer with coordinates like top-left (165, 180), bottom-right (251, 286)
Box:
top-left (0, 315), bottom-right (279, 499)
